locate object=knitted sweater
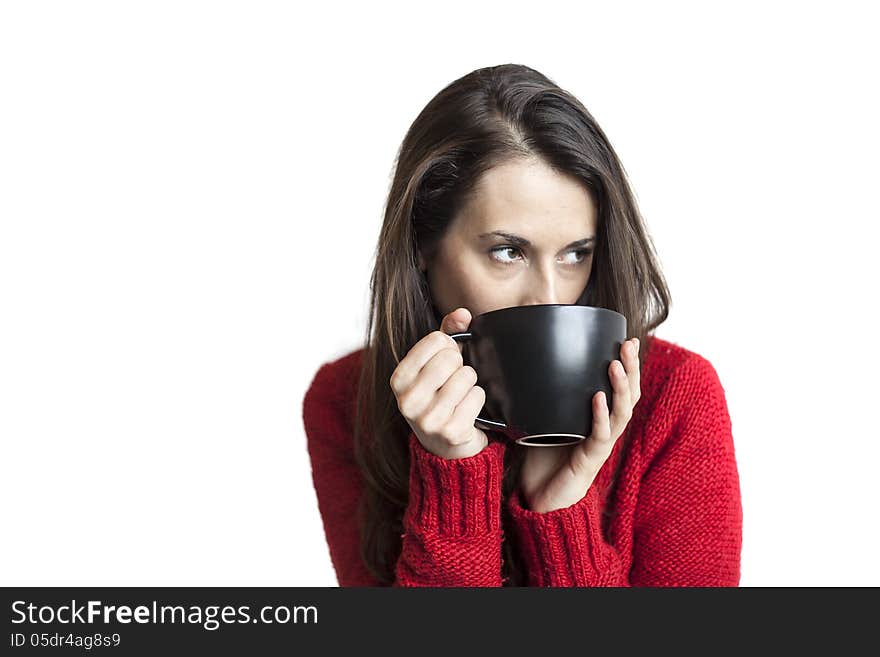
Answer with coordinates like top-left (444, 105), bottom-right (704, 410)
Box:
top-left (302, 335), bottom-right (742, 587)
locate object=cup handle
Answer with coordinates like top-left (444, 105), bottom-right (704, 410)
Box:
top-left (449, 332), bottom-right (508, 430)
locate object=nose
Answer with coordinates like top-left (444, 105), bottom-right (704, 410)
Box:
top-left (521, 262), bottom-right (561, 306)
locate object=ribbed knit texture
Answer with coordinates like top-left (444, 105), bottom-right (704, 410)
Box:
top-left (395, 433), bottom-right (505, 586)
top-left (302, 336), bottom-right (743, 587)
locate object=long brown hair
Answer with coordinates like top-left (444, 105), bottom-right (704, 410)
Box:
top-left (352, 63), bottom-right (671, 586)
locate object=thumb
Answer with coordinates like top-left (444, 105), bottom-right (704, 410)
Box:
top-left (440, 307), bottom-right (473, 336)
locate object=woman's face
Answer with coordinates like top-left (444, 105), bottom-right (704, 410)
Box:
top-left (421, 157), bottom-right (599, 320)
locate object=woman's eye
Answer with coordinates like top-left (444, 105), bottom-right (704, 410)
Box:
top-left (489, 246), bottom-right (593, 266)
top-left (489, 246), bottom-right (523, 264)
top-left (561, 249), bottom-right (592, 265)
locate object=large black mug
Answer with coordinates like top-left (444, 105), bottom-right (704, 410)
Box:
top-left (450, 304), bottom-right (627, 447)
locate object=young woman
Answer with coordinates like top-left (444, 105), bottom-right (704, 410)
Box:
top-left (302, 63), bottom-right (742, 587)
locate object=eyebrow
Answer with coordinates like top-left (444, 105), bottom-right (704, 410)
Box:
top-left (477, 231), bottom-right (596, 250)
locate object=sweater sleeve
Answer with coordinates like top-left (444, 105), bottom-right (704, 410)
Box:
top-left (506, 481), bottom-right (627, 586)
top-left (395, 432), bottom-right (506, 586)
top-left (302, 360), bottom-right (507, 587)
top-left (504, 354), bottom-right (743, 587)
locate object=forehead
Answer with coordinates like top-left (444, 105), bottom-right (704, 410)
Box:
top-left (457, 157), bottom-right (598, 237)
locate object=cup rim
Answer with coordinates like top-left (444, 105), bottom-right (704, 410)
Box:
top-left (473, 303), bottom-right (625, 323)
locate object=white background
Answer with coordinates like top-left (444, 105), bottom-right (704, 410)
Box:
top-left (1, 1), bottom-right (877, 586)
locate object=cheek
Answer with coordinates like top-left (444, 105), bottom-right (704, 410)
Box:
top-left (456, 271), bottom-right (524, 315)
top-left (565, 278), bottom-right (589, 304)
top-left (428, 252), bottom-right (504, 316)
top-left (568, 265), bottom-right (593, 303)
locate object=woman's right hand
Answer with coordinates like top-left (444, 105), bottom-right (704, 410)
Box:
top-left (389, 307), bottom-right (490, 460)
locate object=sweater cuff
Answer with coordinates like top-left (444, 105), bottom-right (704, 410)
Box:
top-left (506, 484), bottom-right (608, 587)
top-left (404, 431), bottom-right (506, 537)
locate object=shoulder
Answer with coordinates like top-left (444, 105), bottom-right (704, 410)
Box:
top-left (304, 347), bottom-right (366, 400)
top-left (636, 336), bottom-right (732, 456)
top-left (641, 335), bottom-right (725, 400)
top-left (302, 346), bottom-right (367, 440)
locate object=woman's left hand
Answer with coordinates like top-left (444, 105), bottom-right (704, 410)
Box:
top-left (518, 338), bottom-right (641, 514)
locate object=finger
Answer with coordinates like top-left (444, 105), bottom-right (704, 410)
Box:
top-left (390, 330), bottom-right (458, 394)
top-left (440, 307), bottom-right (473, 353)
top-left (440, 307), bottom-right (472, 336)
top-left (623, 338), bottom-right (641, 403)
top-left (419, 365), bottom-right (479, 435)
top-left (594, 390), bottom-right (613, 450)
top-left (571, 391), bottom-right (612, 476)
top-left (608, 359), bottom-right (633, 437)
top-left (447, 384), bottom-right (487, 443)
top-left (395, 347), bottom-right (462, 418)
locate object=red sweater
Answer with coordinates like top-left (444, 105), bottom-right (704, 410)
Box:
top-left (302, 336), bottom-right (742, 587)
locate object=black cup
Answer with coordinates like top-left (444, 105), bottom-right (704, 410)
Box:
top-left (450, 304), bottom-right (627, 447)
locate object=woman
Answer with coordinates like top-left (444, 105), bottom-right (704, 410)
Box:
top-left (302, 63), bottom-right (742, 587)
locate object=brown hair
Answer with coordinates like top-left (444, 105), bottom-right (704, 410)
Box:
top-left (352, 63), bottom-right (671, 585)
